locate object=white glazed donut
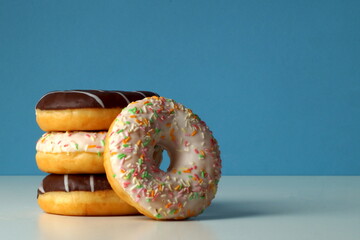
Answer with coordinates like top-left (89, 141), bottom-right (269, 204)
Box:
top-left (36, 131), bottom-right (107, 173)
top-left (104, 96), bottom-right (222, 220)
top-left (36, 131), bottom-right (164, 174)
top-left (36, 131), bottom-right (107, 154)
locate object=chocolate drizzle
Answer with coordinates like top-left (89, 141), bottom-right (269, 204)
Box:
top-left (37, 174), bottom-right (112, 197)
top-left (36, 90), bottom-right (159, 110)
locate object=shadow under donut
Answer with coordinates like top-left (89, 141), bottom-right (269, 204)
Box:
top-left (37, 213), bottom-right (217, 240)
top-left (195, 198), bottom-right (318, 221)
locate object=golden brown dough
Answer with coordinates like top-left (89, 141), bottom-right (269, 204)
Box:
top-left (38, 190), bottom-right (139, 216)
top-left (36, 152), bottom-right (105, 174)
top-left (36, 108), bottom-right (122, 131)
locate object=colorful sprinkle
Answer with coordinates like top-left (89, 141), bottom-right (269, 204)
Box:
top-left (191, 130), bottom-right (197, 136)
top-left (143, 139), bottom-right (151, 146)
top-left (118, 153), bottom-right (127, 159)
top-left (128, 107), bottom-right (137, 114)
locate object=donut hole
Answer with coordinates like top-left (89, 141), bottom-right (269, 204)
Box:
top-left (152, 144), bottom-right (172, 172)
top-left (159, 149), bottom-right (171, 172)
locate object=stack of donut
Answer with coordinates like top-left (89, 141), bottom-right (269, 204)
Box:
top-left (35, 90), bottom-right (159, 216)
top-left (35, 90), bottom-right (222, 220)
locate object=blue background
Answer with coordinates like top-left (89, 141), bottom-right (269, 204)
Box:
top-left (0, 0), bottom-right (359, 175)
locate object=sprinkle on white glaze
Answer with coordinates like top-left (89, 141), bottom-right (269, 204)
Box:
top-left (36, 131), bottom-right (107, 153)
top-left (106, 96), bottom-right (222, 220)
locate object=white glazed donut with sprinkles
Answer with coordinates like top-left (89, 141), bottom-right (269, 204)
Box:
top-left (104, 96), bottom-right (221, 220)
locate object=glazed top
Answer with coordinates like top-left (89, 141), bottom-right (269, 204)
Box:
top-left (36, 131), bottom-right (107, 153)
top-left (37, 174), bottom-right (112, 197)
top-left (36, 90), bottom-right (159, 110)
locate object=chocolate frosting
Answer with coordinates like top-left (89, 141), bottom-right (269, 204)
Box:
top-left (36, 90), bottom-right (159, 110)
top-left (37, 174), bottom-right (112, 197)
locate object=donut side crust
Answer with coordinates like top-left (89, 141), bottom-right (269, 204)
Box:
top-left (36, 152), bottom-right (105, 174)
top-left (36, 108), bottom-right (122, 131)
top-left (38, 190), bottom-right (139, 216)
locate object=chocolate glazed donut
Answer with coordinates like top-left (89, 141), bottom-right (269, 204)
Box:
top-left (37, 174), bottom-right (112, 196)
top-left (36, 90), bottom-right (159, 110)
top-left (37, 174), bottom-right (139, 216)
top-left (35, 90), bottom-right (159, 131)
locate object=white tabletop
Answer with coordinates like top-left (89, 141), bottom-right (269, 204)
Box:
top-left (0, 176), bottom-right (359, 240)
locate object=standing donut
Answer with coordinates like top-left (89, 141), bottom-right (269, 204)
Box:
top-left (104, 96), bottom-right (221, 220)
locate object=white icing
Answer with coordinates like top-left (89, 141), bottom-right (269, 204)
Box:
top-left (36, 91), bottom-right (56, 103)
top-left (36, 131), bottom-right (107, 153)
top-left (64, 174), bottom-right (69, 192)
top-left (90, 175), bottom-right (95, 192)
top-left (38, 181), bottom-right (45, 194)
top-left (70, 91), bottom-right (105, 108)
top-left (107, 97), bottom-right (221, 219)
top-left (134, 91), bottom-right (147, 98)
top-left (114, 91), bottom-right (130, 104)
